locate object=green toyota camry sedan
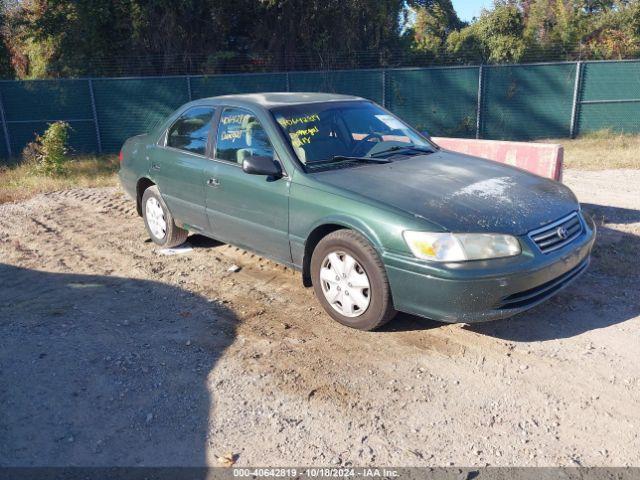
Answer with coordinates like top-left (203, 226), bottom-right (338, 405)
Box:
top-left (119, 92), bottom-right (595, 330)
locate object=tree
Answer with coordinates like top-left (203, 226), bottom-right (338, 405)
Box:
top-left (446, 3), bottom-right (527, 63)
top-left (3, 0), bottom-right (258, 77)
top-left (446, 26), bottom-right (485, 63)
top-left (0, 3), bottom-right (14, 78)
top-left (257, 0), bottom-right (406, 70)
top-left (3, 0), bottom-right (408, 77)
top-left (409, 0), bottom-right (462, 59)
top-left (521, 0), bottom-right (584, 58)
top-left (3, 0), bottom-right (640, 78)
top-left (520, 0), bottom-right (640, 60)
top-left (4, 0), bottom-right (130, 77)
top-left (580, 0), bottom-right (640, 58)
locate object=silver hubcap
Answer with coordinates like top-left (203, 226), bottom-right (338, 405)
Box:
top-left (320, 251), bottom-right (371, 318)
top-left (145, 197), bottom-right (167, 240)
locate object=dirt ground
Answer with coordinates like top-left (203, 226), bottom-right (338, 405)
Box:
top-left (1, 169), bottom-right (639, 467)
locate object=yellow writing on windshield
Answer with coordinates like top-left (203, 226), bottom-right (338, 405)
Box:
top-left (293, 125), bottom-right (319, 138)
top-left (278, 113), bottom-right (320, 128)
top-left (292, 136), bottom-right (312, 148)
top-left (290, 125), bottom-right (319, 148)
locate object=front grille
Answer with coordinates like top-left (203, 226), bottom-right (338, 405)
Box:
top-left (529, 212), bottom-right (584, 254)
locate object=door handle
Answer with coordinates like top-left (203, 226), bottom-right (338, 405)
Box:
top-left (151, 163), bottom-right (161, 171)
top-left (207, 177), bottom-right (220, 187)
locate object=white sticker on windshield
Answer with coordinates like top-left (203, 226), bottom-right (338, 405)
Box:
top-left (375, 114), bottom-right (406, 130)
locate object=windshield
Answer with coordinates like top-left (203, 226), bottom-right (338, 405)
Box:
top-left (271, 101), bottom-right (435, 165)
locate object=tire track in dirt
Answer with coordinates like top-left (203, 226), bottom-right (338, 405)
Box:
top-left (12, 188), bottom-right (467, 358)
top-left (2, 187), bottom-right (628, 397)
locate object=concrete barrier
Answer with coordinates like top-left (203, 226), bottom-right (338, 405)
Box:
top-left (432, 137), bottom-right (563, 182)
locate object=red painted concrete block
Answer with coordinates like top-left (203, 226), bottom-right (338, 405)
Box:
top-left (432, 137), bottom-right (564, 182)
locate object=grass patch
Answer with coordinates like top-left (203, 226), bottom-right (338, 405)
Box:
top-left (543, 130), bottom-right (640, 170)
top-left (0, 155), bottom-right (119, 204)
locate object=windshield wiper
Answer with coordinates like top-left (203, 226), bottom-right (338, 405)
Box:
top-left (369, 145), bottom-right (434, 158)
top-left (312, 155), bottom-right (392, 166)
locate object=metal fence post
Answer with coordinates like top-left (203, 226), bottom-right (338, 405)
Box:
top-left (0, 89), bottom-right (12, 158)
top-left (88, 79), bottom-right (102, 154)
top-left (381, 70), bottom-right (387, 108)
top-left (475, 64), bottom-right (484, 139)
top-left (186, 75), bottom-right (193, 101)
top-left (570, 61), bottom-right (582, 139)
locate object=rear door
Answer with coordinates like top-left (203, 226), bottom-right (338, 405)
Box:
top-left (203, 106), bottom-right (291, 263)
top-left (152, 106), bottom-right (216, 232)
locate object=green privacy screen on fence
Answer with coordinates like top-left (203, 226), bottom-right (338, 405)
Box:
top-left (0, 79), bottom-right (98, 155)
top-left (481, 63), bottom-right (576, 140)
top-left (386, 67), bottom-right (479, 138)
top-left (191, 73), bottom-right (288, 99)
top-left (578, 60), bottom-right (640, 134)
top-left (1, 59), bottom-right (640, 159)
top-left (288, 70), bottom-right (384, 105)
top-left (93, 77), bottom-right (190, 153)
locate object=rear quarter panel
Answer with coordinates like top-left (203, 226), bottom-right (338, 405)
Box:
top-left (119, 134), bottom-right (151, 199)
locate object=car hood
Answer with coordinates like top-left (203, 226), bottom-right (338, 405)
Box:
top-left (309, 150), bottom-right (579, 235)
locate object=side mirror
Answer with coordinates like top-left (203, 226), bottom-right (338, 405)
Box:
top-left (242, 154), bottom-right (282, 177)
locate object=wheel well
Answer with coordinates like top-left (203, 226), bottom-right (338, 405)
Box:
top-left (302, 224), bottom-right (347, 287)
top-left (136, 178), bottom-right (155, 216)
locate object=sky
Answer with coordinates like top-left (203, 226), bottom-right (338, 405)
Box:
top-left (451, 0), bottom-right (493, 22)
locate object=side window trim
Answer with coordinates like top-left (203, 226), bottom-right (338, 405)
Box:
top-left (157, 129), bottom-right (168, 147)
top-left (161, 105), bottom-right (217, 157)
top-left (208, 106), bottom-right (223, 161)
top-left (204, 106), bottom-right (219, 158)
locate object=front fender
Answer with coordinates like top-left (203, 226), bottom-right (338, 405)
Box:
top-left (304, 214), bottom-right (384, 252)
top-left (289, 179), bottom-right (448, 283)
top-left (289, 186), bottom-right (389, 269)
top-left (289, 181), bottom-right (438, 268)
top-left (294, 214), bottom-right (384, 287)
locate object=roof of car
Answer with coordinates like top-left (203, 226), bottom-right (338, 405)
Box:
top-left (206, 92), bottom-right (365, 109)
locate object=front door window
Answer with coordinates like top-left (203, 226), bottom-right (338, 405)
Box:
top-left (215, 108), bottom-right (274, 164)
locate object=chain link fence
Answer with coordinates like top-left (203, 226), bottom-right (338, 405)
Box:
top-left (1, 59), bottom-right (639, 160)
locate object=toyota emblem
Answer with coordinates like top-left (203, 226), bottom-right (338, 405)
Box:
top-left (556, 226), bottom-right (569, 239)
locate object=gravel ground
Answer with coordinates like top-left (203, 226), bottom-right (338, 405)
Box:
top-left (1, 169), bottom-right (639, 467)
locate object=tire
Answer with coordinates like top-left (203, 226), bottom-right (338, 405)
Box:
top-left (141, 185), bottom-right (188, 248)
top-left (311, 229), bottom-right (397, 331)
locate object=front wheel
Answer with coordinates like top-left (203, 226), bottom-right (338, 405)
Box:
top-left (142, 186), bottom-right (188, 248)
top-left (310, 230), bottom-right (396, 331)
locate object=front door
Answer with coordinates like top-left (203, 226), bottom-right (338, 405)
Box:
top-left (203, 106), bottom-right (291, 263)
top-left (152, 106), bottom-right (216, 232)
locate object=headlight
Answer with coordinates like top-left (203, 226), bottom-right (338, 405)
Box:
top-left (403, 231), bottom-right (521, 262)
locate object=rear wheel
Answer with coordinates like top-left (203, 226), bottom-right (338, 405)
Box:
top-left (142, 186), bottom-right (188, 248)
top-left (311, 230), bottom-right (396, 331)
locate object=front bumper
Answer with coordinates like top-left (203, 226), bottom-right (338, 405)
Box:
top-left (383, 213), bottom-right (596, 323)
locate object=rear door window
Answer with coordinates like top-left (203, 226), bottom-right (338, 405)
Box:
top-left (166, 106), bottom-right (216, 155)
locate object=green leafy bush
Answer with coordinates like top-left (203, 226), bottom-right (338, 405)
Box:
top-left (22, 121), bottom-right (71, 176)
